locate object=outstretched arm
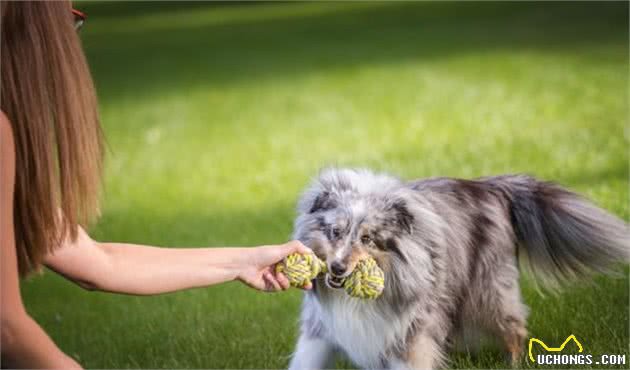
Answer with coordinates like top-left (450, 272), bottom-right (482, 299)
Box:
top-left (44, 230), bottom-right (312, 295)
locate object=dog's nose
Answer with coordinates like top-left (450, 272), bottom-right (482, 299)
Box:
top-left (330, 261), bottom-right (347, 276)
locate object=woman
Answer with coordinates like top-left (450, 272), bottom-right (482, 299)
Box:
top-left (0, 2), bottom-right (310, 368)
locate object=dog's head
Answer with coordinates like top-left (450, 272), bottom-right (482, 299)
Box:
top-left (294, 168), bottom-right (415, 290)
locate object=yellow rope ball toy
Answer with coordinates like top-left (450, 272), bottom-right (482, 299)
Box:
top-left (275, 253), bottom-right (385, 299)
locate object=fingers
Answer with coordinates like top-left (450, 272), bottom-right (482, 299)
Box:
top-left (263, 271), bottom-right (282, 291)
top-left (276, 272), bottom-right (291, 290)
top-left (263, 269), bottom-right (312, 292)
top-left (275, 271), bottom-right (312, 291)
top-left (263, 278), bottom-right (274, 292)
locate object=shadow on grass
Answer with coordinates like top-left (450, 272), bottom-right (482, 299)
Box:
top-left (82, 1), bottom-right (628, 103)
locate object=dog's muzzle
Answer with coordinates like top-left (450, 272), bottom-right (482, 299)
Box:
top-left (325, 273), bottom-right (345, 289)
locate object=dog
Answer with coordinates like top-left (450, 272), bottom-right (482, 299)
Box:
top-left (288, 168), bottom-right (628, 370)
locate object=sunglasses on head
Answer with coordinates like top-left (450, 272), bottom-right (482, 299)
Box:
top-left (72, 8), bottom-right (86, 31)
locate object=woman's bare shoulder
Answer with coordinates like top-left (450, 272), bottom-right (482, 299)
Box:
top-left (0, 110), bottom-right (10, 124)
top-left (0, 109), bottom-right (15, 144)
top-left (0, 110), bottom-right (15, 143)
top-left (0, 110), bottom-right (16, 184)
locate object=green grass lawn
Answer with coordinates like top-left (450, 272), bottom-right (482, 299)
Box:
top-left (21, 1), bottom-right (628, 368)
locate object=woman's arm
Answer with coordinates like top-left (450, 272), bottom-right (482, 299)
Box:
top-left (0, 114), bottom-right (81, 369)
top-left (45, 232), bottom-right (312, 295)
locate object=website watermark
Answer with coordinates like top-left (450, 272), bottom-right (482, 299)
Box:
top-left (528, 335), bottom-right (627, 366)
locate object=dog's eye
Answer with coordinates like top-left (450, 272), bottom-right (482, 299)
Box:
top-left (361, 235), bottom-right (372, 244)
top-left (331, 227), bottom-right (341, 239)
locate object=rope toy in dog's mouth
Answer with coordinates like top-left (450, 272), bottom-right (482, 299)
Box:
top-left (275, 253), bottom-right (385, 299)
top-left (342, 257), bottom-right (385, 299)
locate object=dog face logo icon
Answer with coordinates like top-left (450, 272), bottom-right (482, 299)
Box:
top-left (528, 335), bottom-right (584, 363)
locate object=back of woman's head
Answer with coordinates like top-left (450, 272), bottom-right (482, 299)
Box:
top-left (1, 1), bottom-right (103, 276)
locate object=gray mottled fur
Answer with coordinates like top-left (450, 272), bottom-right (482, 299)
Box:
top-left (288, 168), bottom-right (629, 370)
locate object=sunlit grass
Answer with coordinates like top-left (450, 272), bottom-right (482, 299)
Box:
top-left (22, 2), bottom-right (627, 368)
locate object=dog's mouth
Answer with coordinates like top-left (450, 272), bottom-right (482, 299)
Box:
top-left (325, 274), bottom-right (345, 289)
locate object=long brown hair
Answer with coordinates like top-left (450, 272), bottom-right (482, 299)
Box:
top-left (1, 1), bottom-right (103, 276)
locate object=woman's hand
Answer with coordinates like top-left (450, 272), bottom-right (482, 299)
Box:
top-left (238, 240), bottom-right (313, 292)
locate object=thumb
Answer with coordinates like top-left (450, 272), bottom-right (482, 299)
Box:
top-left (283, 240), bottom-right (312, 256)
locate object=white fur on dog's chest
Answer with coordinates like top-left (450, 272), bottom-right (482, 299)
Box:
top-left (318, 295), bottom-right (407, 368)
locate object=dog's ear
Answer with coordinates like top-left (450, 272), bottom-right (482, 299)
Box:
top-left (391, 200), bottom-right (414, 234)
top-left (309, 191), bottom-right (337, 213)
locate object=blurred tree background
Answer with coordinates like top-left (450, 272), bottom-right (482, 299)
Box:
top-left (22, 2), bottom-right (628, 368)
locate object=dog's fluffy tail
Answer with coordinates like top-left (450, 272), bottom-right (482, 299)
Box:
top-left (493, 175), bottom-right (628, 287)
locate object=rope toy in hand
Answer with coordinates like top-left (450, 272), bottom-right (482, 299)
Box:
top-left (275, 253), bottom-right (326, 288)
top-left (275, 253), bottom-right (385, 299)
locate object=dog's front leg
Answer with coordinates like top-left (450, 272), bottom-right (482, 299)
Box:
top-left (404, 333), bottom-right (446, 370)
top-left (388, 335), bottom-right (444, 370)
top-left (391, 326), bottom-right (449, 370)
top-left (405, 331), bottom-right (451, 370)
top-left (289, 333), bottom-right (335, 370)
